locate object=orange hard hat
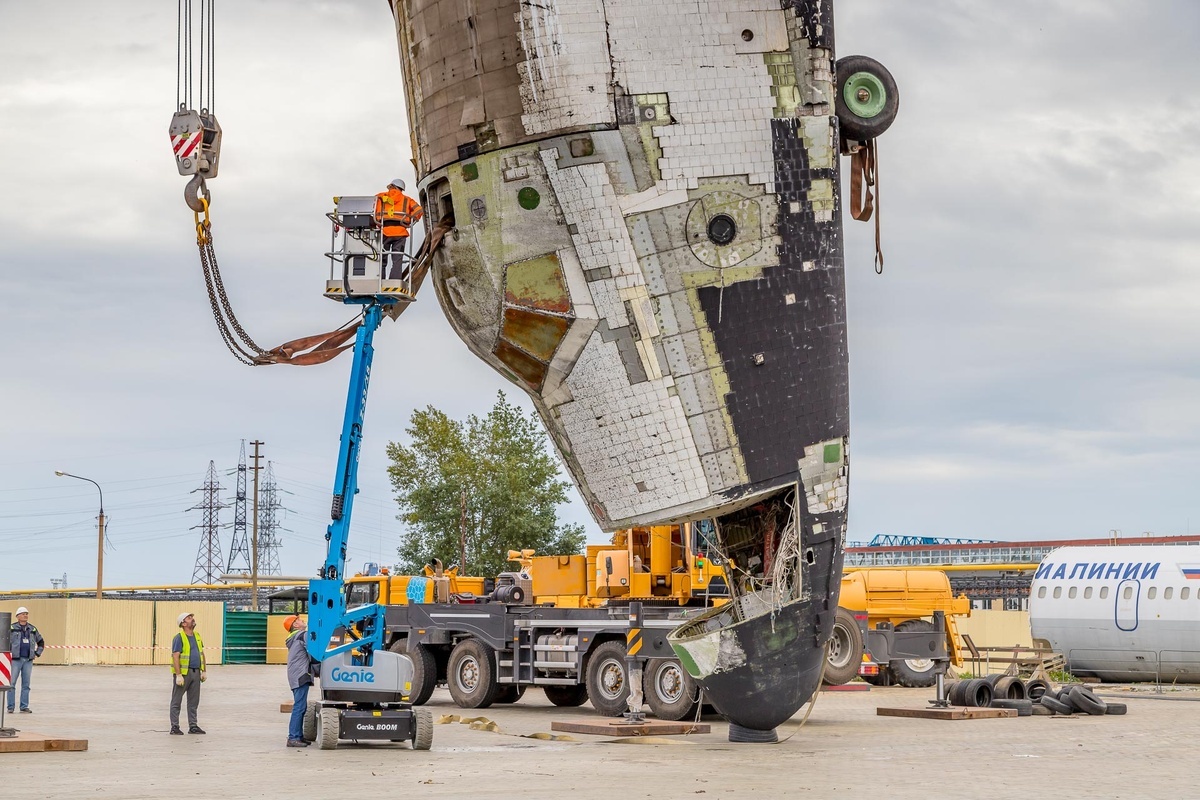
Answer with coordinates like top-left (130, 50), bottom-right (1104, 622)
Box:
top-left (283, 614), bottom-right (300, 632)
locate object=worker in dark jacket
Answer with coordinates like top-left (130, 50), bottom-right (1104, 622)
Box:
top-left (374, 178), bottom-right (423, 279)
top-left (284, 615), bottom-right (319, 747)
top-left (8, 607), bottom-right (45, 713)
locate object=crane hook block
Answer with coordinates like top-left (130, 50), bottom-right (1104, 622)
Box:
top-left (184, 174), bottom-right (211, 214)
top-left (169, 108), bottom-right (223, 179)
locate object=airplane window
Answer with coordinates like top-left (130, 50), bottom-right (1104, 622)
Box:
top-left (1148, 587), bottom-right (1157, 600)
top-left (1053, 587), bottom-right (1062, 599)
top-left (1037, 587), bottom-right (1046, 599)
top-left (1165, 587), bottom-right (1174, 600)
top-left (1183, 587), bottom-right (1191, 600)
top-left (1068, 587), bottom-right (1078, 599)
top-left (1123, 586), bottom-right (1133, 600)
top-left (1100, 586), bottom-right (1109, 599)
top-left (1084, 587), bottom-right (1093, 599)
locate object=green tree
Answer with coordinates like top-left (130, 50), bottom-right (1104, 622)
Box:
top-left (386, 391), bottom-right (586, 577)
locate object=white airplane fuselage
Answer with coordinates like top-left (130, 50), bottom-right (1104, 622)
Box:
top-left (1029, 545), bottom-right (1200, 683)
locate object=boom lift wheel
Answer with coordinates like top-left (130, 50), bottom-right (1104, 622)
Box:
top-left (585, 640), bottom-right (631, 717)
top-left (317, 706), bottom-right (339, 750)
top-left (302, 700), bottom-right (319, 742)
top-left (412, 709), bottom-right (433, 750)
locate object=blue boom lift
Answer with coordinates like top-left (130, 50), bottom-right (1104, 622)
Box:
top-left (299, 196), bottom-right (432, 750)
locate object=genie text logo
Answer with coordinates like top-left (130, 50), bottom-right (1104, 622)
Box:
top-left (330, 667), bottom-right (376, 684)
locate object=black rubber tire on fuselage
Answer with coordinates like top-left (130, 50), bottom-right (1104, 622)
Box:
top-left (543, 684), bottom-right (589, 707)
top-left (390, 637), bottom-right (438, 706)
top-left (835, 55), bottom-right (900, 142)
top-left (585, 640), bottom-right (630, 717)
top-left (889, 619), bottom-right (940, 688)
top-left (643, 659), bottom-right (701, 721)
top-left (447, 638), bottom-right (500, 709)
top-left (823, 608), bottom-right (865, 686)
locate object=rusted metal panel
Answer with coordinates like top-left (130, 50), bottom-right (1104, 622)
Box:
top-left (492, 338), bottom-right (548, 390)
top-left (500, 306), bottom-right (570, 361)
top-left (504, 253), bottom-right (571, 313)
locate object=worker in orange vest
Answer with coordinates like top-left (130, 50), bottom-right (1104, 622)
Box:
top-left (375, 178), bottom-right (423, 279)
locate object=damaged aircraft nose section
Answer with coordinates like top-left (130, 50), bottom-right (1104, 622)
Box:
top-left (388, 0), bottom-right (887, 740)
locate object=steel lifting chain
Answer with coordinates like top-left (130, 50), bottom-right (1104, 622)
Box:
top-left (193, 198), bottom-right (275, 366)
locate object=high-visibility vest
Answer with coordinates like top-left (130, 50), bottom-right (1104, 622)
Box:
top-left (375, 189), bottom-right (423, 238)
top-left (176, 631), bottom-right (206, 675)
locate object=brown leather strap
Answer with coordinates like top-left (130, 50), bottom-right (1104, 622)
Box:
top-left (849, 141), bottom-right (884, 273)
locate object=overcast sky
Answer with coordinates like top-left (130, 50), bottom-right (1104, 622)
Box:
top-left (2, 1), bottom-right (1198, 590)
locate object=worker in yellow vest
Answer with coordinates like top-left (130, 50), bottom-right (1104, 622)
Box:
top-left (169, 612), bottom-right (206, 735)
top-left (374, 178), bottom-right (423, 279)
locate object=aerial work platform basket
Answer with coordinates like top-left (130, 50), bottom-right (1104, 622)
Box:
top-left (324, 195), bottom-right (413, 301)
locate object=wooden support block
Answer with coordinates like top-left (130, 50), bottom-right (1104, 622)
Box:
top-left (821, 683), bottom-right (870, 692)
top-left (550, 719), bottom-right (710, 737)
top-left (0, 732), bottom-right (89, 753)
top-left (877, 706), bottom-right (1017, 721)
top-left (280, 703), bottom-right (293, 713)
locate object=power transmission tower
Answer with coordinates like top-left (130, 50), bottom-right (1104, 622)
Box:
top-left (226, 440), bottom-right (252, 574)
top-left (189, 461), bottom-right (228, 584)
top-left (249, 440), bottom-right (264, 609)
top-left (257, 461), bottom-right (284, 576)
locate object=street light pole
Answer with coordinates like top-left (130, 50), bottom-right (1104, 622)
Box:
top-left (55, 471), bottom-right (105, 600)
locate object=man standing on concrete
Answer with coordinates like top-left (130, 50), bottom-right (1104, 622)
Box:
top-left (169, 612), bottom-right (206, 735)
top-left (7, 607), bottom-right (45, 714)
top-left (283, 615), bottom-right (318, 748)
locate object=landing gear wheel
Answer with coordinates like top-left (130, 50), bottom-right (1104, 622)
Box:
top-left (643, 659), bottom-right (700, 721)
top-left (585, 641), bottom-right (630, 717)
top-left (412, 708), bottom-right (433, 750)
top-left (302, 700), bottom-right (319, 742)
top-left (390, 638), bottom-right (437, 705)
top-left (889, 620), bottom-right (939, 687)
top-left (317, 706), bottom-right (339, 750)
top-left (543, 684), bottom-right (589, 707)
top-left (447, 639), bottom-right (500, 709)
top-left (495, 685), bottom-right (526, 704)
top-left (823, 608), bottom-right (864, 686)
top-left (835, 55), bottom-right (899, 142)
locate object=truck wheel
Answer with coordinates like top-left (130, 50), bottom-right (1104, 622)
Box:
top-left (543, 685), bottom-right (589, 707)
top-left (495, 685), bottom-right (526, 704)
top-left (643, 659), bottom-right (700, 721)
top-left (317, 706), bottom-right (339, 750)
top-left (889, 620), bottom-right (939, 688)
top-left (823, 608), bottom-right (864, 685)
top-left (412, 708), bottom-right (433, 750)
top-left (390, 638), bottom-right (437, 706)
top-left (586, 641), bottom-right (630, 717)
top-left (835, 55), bottom-right (899, 142)
top-left (447, 638), bottom-right (500, 709)
top-left (863, 667), bottom-right (891, 687)
top-left (302, 700), bottom-right (319, 742)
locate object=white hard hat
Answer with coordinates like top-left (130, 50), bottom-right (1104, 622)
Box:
top-left (177, 612), bottom-right (193, 627)
top-left (389, 178), bottom-right (405, 191)
top-left (15, 607), bottom-right (29, 615)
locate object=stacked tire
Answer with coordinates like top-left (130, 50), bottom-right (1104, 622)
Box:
top-left (944, 677), bottom-right (1127, 718)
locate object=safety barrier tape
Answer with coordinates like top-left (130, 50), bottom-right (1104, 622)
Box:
top-left (42, 644), bottom-right (288, 651)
